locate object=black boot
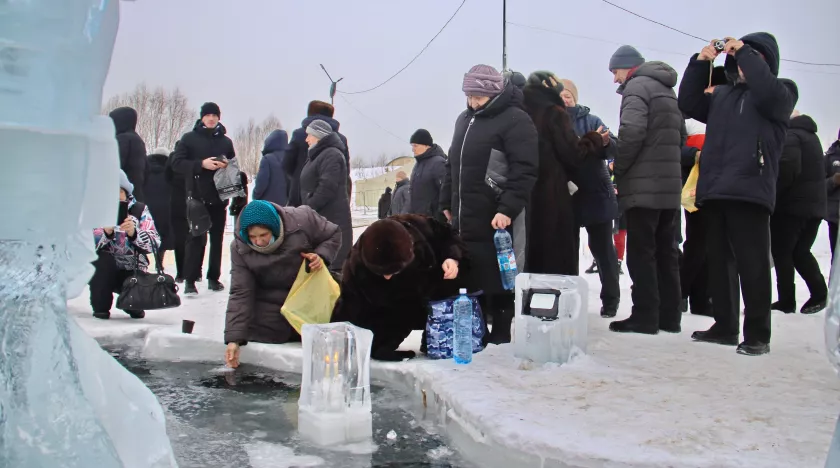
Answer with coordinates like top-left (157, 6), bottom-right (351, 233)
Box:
top-left (771, 300), bottom-right (795, 314)
top-left (691, 327), bottom-right (739, 346)
top-left (585, 261), bottom-right (599, 274)
top-left (184, 281), bottom-right (198, 295)
top-left (736, 341), bottom-right (769, 356)
top-left (208, 280), bottom-right (225, 292)
top-left (93, 311), bottom-right (110, 320)
top-left (487, 308), bottom-right (513, 345)
top-left (600, 306), bottom-right (617, 318)
top-left (609, 318), bottom-right (658, 335)
top-left (125, 310), bottom-right (145, 319)
top-left (800, 297), bottom-right (827, 315)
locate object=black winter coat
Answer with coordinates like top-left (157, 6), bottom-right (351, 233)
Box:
top-left (523, 84), bottom-right (605, 275)
top-left (567, 105), bottom-right (618, 227)
top-left (614, 61), bottom-right (683, 212)
top-left (378, 188), bottom-right (392, 219)
top-left (169, 120), bottom-right (236, 206)
top-left (109, 107), bottom-right (147, 202)
top-left (440, 82), bottom-right (539, 294)
top-left (678, 33), bottom-right (799, 213)
top-left (826, 141), bottom-right (840, 223)
top-left (143, 152), bottom-right (174, 251)
top-left (389, 179), bottom-right (410, 216)
top-left (775, 115), bottom-right (827, 218)
top-left (408, 145), bottom-right (447, 218)
top-left (253, 130), bottom-right (289, 206)
top-left (285, 116), bottom-right (350, 206)
top-left (299, 132), bottom-right (352, 271)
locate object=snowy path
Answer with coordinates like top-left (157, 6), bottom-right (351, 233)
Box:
top-left (69, 226), bottom-right (840, 467)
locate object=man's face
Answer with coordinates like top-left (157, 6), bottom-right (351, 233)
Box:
top-left (411, 143), bottom-right (430, 156)
top-left (202, 114), bottom-right (220, 128)
top-left (612, 69), bottom-right (631, 84)
top-left (560, 89), bottom-right (576, 108)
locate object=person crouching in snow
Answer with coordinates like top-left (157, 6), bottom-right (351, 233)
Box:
top-left (332, 215), bottom-right (467, 361)
top-left (89, 170), bottom-right (160, 320)
top-left (224, 200), bottom-right (341, 368)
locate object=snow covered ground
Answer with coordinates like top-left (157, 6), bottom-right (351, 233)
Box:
top-left (68, 225), bottom-right (840, 468)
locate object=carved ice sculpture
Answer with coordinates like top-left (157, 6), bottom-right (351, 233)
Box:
top-left (0, 1), bottom-right (177, 466)
top-left (824, 255), bottom-right (840, 466)
top-left (298, 323), bottom-right (374, 446)
top-left (514, 274), bottom-right (588, 364)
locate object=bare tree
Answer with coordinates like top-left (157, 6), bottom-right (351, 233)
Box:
top-left (103, 83), bottom-right (194, 151)
top-left (233, 115), bottom-right (282, 177)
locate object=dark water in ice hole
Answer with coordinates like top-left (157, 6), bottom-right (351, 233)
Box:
top-left (108, 348), bottom-right (474, 468)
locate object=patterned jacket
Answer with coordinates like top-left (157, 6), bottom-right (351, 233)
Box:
top-left (93, 198), bottom-right (160, 271)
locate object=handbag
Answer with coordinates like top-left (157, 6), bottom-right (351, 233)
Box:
top-left (186, 174), bottom-right (212, 237)
top-left (116, 238), bottom-right (181, 311)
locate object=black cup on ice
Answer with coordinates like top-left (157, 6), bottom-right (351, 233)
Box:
top-left (182, 320), bottom-right (195, 334)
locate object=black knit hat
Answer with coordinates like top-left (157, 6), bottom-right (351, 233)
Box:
top-left (410, 129), bottom-right (433, 147)
top-left (200, 102), bottom-right (221, 118)
top-left (360, 219), bottom-right (415, 276)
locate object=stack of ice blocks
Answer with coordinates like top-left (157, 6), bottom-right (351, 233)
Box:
top-left (298, 323), bottom-right (374, 446)
top-left (514, 274), bottom-right (588, 365)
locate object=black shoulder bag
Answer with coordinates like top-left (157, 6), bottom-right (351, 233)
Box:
top-left (186, 171), bottom-right (212, 237)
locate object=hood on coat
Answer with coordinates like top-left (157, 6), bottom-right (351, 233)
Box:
top-left (790, 114), bottom-right (818, 133)
top-left (147, 153), bottom-right (168, 173)
top-left (263, 129), bottom-right (289, 155)
top-left (415, 144), bottom-right (446, 161)
top-left (631, 61), bottom-right (678, 88)
top-left (569, 105), bottom-right (591, 120)
top-left (192, 119), bottom-right (228, 136)
top-left (109, 107), bottom-right (138, 134)
top-left (724, 32), bottom-right (781, 79)
top-left (301, 115), bottom-right (341, 133)
top-left (829, 140), bottom-right (840, 157)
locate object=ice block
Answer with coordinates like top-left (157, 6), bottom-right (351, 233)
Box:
top-left (298, 323), bottom-right (374, 446)
top-left (514, 273), bottom-right (588, 365)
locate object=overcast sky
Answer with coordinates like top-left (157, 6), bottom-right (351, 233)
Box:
top-left (104, 0), bottom-right (840, 160)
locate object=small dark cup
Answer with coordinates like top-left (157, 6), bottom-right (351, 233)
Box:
top-left (182, 320), bottom-right (195, 334)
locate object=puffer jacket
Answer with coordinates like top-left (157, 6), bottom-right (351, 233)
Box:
top-left (614, 61), bottom-right (683, 212)
top-left (678, 32), bottom-right (798, 213)
top-left (408, 144), bottom-right (447, 218)
top-left (224, 204), bottom-right (341, 345)
top-left (775, 115), bottom-right (826, 218)
top-left (826, 141), bottom-right (840, 223)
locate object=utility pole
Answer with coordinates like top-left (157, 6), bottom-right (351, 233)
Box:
top-left (502, 0), bottom-right (508, 71)
top-left (319, 64), bottom-right (343, 105)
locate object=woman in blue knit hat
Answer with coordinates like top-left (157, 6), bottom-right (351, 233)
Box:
top-left (223, 200), bottom-right (342, 368)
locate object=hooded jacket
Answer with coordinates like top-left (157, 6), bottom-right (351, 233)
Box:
top-left (253, 130), bottom-right (290, 206)
top-left (378, 187), bottom-right (392, 219)
top-left (109, 107), bottom-right (148, 202)
top-left (775, 115), bottom-right (826, 218)
top-left (389, 178), bottom-right (411, 216)
top-left (614, 61), bottom-right (684, 212)
top-left (826, 141), bottom-right (840, 223)
top-left (143, 151), bottom-right (174, 251)
top-left (567, 105), bottom-right (619, 227)
top-left (408, 144), bottom-right (447, 218)
top-left (678, 32), bottom-right (799, 212)
top-left (285, 116), bottom-right (350, 206)
top-left (169, 120), bottom-right (236, 206)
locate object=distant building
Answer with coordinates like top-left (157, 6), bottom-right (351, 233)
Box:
top-left (353, 156), bottom-right (416, 209)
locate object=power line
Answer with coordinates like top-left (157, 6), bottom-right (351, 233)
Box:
top-left (338, 94), bottom-right (406, 144)
top-left (599, 0), bottom-right (840, 67)
top-left (339, 0), bottom-right (468, 95)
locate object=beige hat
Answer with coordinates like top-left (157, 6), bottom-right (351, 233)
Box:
top-left (560, 79), bottom-right (579, 105)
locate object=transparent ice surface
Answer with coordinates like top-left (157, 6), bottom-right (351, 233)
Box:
top-left (299, 323), bottom-right (373, 446)
top-left (513, 274), bottom-right (588, 365)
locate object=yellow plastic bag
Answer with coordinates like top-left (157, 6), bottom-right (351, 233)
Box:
top-left (681, 162), bottom-right (700, 213)
top-left (280, 260), bottom-right (341, 334)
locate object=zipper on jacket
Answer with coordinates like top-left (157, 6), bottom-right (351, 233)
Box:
top-left (457, 116), bottom-right (476, 231)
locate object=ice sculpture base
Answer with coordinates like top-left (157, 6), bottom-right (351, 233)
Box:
top-left (298, 407), bottom-right (373, 447)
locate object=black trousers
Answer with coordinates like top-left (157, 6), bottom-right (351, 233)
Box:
top-left (170, 214), bottom-right (188, 278)
top-left (704, 201), bottom-right (771, 344)
top-left (770, 215), bottom-right (827, 305)
top-left (829, 221), bottom-right (838, 268)
top-left (625, 208), bottom-right (681, 328)
top-left (680, 209), bottom-right (710, 313)
top-left (585, 221), bottom-right (620, 309)
top-left (89, 251), bottom-right (134, 313)
top-left (185, 203), bottom-right (227, 283)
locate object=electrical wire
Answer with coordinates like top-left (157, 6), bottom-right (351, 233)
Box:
top-left (599, 0), bottom-right (840, 67)
top-left (338, 94), bottom-right (406, 143)
top-left (338, 0), bottom-right (468, 95)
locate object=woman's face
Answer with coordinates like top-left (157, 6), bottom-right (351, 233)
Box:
top-left (467, 95), bottom-right (491, 110)
top-left (248, 225), bottom-right (274, 247)
top-left (305, 134), bottom-right (319, 147)
top-left (119, 188), bottom-right (127, 202)
top-left (560, 89), bottom-right (576, 108)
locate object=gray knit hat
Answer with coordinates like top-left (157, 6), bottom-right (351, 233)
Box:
top-left (609, 45), bottom-right (645, 71)
top-left (306, 119), bottom-right (333, 140)
top-left (118, 169), bottom-right (134, 196)
top-left (462, 64), bottom-right (504, 97)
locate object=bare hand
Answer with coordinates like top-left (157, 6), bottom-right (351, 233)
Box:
top-left (443, 210), bottom-right (452, 223)
top-left (695, 151), bottom-right (701, 164)
top-left (704, 86), bottom-right (717, 95)
top-left (596, 126), bottom-right (610, 147)
top-left (698, 40), bottom-right (721, 61)
top-left (491, 213), bottom-right (511, 230)
top-left (103, 227), bottom-right (115, 236)
top-left (301, 253), bottom-right (323, 272)
top-left (119, 217), bottom-right (136, 237)
top-left (442, 259), bottom-right (459, 280)
top-left (723, 37), bottom-right (744, 56)
top-left (225, 343), bottom-right (240, 368)
top-left (202, 157), bottom-right (227, 171)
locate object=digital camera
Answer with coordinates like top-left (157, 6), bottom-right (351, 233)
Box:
top-left (714, 40), bottom-right (727, 53)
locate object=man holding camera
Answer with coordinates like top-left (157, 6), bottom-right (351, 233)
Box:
top-left (679, 33), bottom-right (798, 356)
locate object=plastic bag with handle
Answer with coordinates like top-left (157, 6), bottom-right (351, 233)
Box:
top-left (280, 260), bottom-right (340, 334)
top-left (681, 162), bottom-right (700, 213)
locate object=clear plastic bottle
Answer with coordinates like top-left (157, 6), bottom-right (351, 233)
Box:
top-left (453, 289), bottom-right (473, 365)
top-left (494, 229), bottom-right (517, 291)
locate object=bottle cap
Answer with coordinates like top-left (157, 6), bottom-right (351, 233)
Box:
top-left (459, 288), bottom-right (467, 294)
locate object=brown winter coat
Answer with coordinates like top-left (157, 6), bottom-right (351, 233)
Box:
top-left (224, 204), bottom-right (342, 345)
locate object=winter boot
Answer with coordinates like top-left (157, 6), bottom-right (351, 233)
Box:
top-left (125, 310), bottom-right (145, 319)
top-left (585, 261), bottom-right (599, 274)
top-left (208, 279), bottom-right (225, 292)
top-left (691, 327), bottom-right (739, 346)
top-left (609, 318), bottom-right (658, 335)
top-left (736, 341), bottom-right (769, 356)
top-left (184, 281), bottom-right (198, 295)
top-left (801, 297), bottom-right (827, 315)
top-left (92, 311), bottom-right (110, 320)
top-left (600, 306), bottom-right (617, 318)
top-left (771, 300), bottom-right (796, 314)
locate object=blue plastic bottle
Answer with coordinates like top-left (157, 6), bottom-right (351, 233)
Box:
top-left (453, 289), bottom-right (473, 365)
top-left (494, 229), bottom-right (517, 291)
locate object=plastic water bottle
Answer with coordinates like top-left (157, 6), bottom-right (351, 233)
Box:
top-left (453, 289), bottom-right (473, 365)
top-left (494, 229), bottom-right (517, 290)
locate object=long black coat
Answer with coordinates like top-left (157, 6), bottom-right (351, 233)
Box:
top-left (679, 33), bottom-right (798, 213)
top-left (285, 116), bottom-right (350, 206)
top-left (300, 132), bottom-right (352, 271)
top-left (169, 120), bottom-right (236, 206)
top-left (408, 144), bottom-right (447, 219)
top-left (775, 115), bottom-right (827, 218)
top-left (143, 152), bottom-right (174, 251)
top-left (826, 141), bottom-right (840, 224)
top-left (440, 82), bottom-right (539, 294)
top-left (522, 84), bottom-right (604, 275)
top-left (109, 107), bottom-right (147, 202)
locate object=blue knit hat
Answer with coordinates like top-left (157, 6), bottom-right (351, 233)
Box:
top-left (239, 200), bottom-right (282, 241)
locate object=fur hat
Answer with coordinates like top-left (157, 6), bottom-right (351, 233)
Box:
top-left (200, 102), bottom-right (221, 118)
top-left (559, 79), bottom-right (579, 104)
top-left (360, 219), bottom-right (415, 276)
top-left (528, 71), bottom-right (564, 93)
top-left (410, 129), bottom-right (433, 147)
top-left (307, 100), bottom-right (335, 118)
